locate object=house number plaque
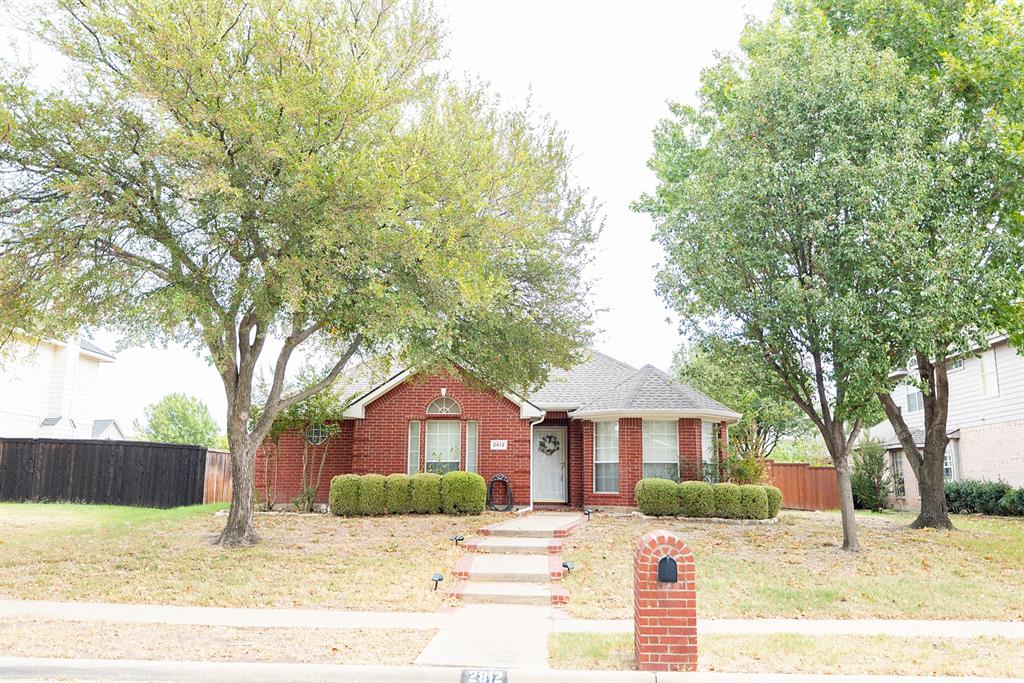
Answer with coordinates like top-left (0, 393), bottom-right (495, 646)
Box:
top-left (489, 439), bottom-right (508, 450)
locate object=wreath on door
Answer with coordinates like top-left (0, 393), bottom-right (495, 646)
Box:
top-left (538, 434), bottom-right (560, 456)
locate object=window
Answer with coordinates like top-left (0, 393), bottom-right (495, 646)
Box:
top-left (943, 442), bottom-right (958, 481)
top-left (890, 452), bottom-right (906, 497)
top-left (426, 396), bottom-right (461, 414)
top-left (947, 358), bottom-right (964, 372)
top-left (466, 421), bottom-right (478, 473)
top-left (593, 421), bottom-right (619, 493)
top-left (426, 420), bottom-right (461, 474)
top-left (305, 424), bottom-right (329, 446)
top-left (643, 420), bottom-right (679, 481)
top-left (407, 421), bottom-right (421, 475)
top-left (701, 421), bottom-right (720, 483)
top-left (979, 350), bottom-right (1000, 398)
top-left (906, 385), bottom-right (924, 413)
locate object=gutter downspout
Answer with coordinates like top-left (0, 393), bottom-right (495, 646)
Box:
top-left (522, 413), bottom-right (546, 514)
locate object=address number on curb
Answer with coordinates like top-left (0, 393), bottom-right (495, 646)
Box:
top-left (489, 439), bottom-right (508, 450)
top-left (461, 670), bottom-right (507, 683)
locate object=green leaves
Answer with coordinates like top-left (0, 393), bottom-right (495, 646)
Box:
top-left (134, 393), bottom-right (222, 447)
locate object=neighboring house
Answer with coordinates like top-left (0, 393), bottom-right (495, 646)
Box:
top-left (255, 350), bottom-right (740, 509)
top-left (0, 337), bottom-right (122, 440)
top-left (868, 336), bottom-right (1024, 510)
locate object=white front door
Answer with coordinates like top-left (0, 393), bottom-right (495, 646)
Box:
top-left (532, 426), bottom-right (567, 503)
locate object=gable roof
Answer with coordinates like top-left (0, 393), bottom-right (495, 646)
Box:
top-left (91, 419), bottom-right (126, 439)
top-left (79, 338), bottom-right (115, 361)
top-left (570, 363), bottom-right (741, 421)
top-left (526, 350), bottom-right (637, 409)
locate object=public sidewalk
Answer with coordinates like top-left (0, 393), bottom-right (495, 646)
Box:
top-left (3, 599), bottom-right (1022, 639)
top-left (1, 656), bottom-right (1016, 683)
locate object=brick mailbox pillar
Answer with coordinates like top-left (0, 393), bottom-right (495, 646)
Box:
top-left (634, 529), bottom-right (697, 672)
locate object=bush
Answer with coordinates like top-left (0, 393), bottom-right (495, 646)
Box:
top-left (712, 482), bottom-right (742, 519)
top-left (738, 484), bottom-right (769, 520)
top-left (329, 474), bottom-right (360, 516)
top-left (998, 487), bottom-right (1024, 517)
top-left (358, 474), bottom-right (387, 516)
top-left (851, 438), bottom-right (891, 511)
top-left (410, 472), bottom-right (443, 514)
top-left (384, 473), bottom-right (412, 514)
top-left (635, 478), bottom-right (682, 516)
top-left (678, 481), bottom-right (715, 517)
top-left (764, 485), bottom-right (783, 518)
top-left (725, 452), bottom-right (766, 485)
top-left (440, 471), bottom-right (487, 515)
top-left (945, 479), bottom-right (1012, 515)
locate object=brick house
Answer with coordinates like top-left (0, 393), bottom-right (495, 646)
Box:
top-left (255, 350), bottom-right (740, 509)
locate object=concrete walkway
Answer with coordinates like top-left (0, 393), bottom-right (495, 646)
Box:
top-left (1, 656), bottom-right (1014, 683)
top-left (4, 599), bottom-right (1022, 639)
top-left (415, 605), bottom-right (552, 668)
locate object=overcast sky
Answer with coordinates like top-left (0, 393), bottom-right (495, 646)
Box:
top-left (5, 1), bottom-right (775, 432)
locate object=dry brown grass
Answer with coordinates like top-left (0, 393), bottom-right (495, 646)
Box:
top-left (0, 617), bottom-right (433, 665)
top-left (549, 632), bottom-right (1023, 677)
top-left (0, 503), bottom-right (502, 611)
top-left (561, 509), bottom-right (1024, 620)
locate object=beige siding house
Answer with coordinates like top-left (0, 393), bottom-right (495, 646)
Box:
top-left (0, 338), bottom-right (124, 440)
top-left (868, 337), bottom-right (1024, 509)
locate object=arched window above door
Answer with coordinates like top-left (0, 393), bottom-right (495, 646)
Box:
top-left (426, 396), bottom-right (461, 415)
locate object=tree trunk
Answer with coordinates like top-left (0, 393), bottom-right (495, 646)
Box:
top-left (910, 441), bottom-right (953, 530)
top-left (215, 416), bottom-right (260, 547)
top-left (833, 451), bottom-right (860, 552)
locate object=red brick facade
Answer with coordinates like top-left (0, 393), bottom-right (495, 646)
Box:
top-left (255, 371), bottom-right (729, 509)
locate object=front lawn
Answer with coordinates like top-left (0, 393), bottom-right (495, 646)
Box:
top-left (561, 510), bottom-right (1024, 620)
top-left (0, 502), bottom-right (501, 611)
top-left (549, 632), bottom-right (1022, 677)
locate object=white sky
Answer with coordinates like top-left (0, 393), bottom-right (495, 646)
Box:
top-left (6, 1), bottom-right (775, 432)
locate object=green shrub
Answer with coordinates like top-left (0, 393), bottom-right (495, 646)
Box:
top-left (998, 488), bottom-right (1024, 517)
top-left (712, 482), bottom-right (742, 519)
top-left (410, 472), bottom-right (443, 514)
top-left (851, 438), bottom-right (891, 511)
top-left (635, 478), bottom-right (681, 516)
top-left (440, 471), bottom-right (487, 515)
top-left (677, 481), bottom-right (715, 517)
top-left (764, 485), bottom-right (783, 518)
top-left (725, 452), bottom-right (766, 485)
top-left (945, 479), bottom-right (1012, 515)
top-left (329, 474), bottom-right (360, 516)
top-left (384, 473), bottom-right (412, 514)
top-left (358, 474), bottom-right (387, 516)
top-left (738, 484), bottom-right (769, 520)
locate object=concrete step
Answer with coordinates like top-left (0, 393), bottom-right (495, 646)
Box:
top-left (463, 536), bottom-right (562, 555)
top-left (478, 514), bottom-right (585, 539)
top-left (453, 555), bottom-right (564, 583)
top-left (447, 581), bottom-right (569, 606)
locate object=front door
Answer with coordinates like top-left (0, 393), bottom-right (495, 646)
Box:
top-left (532, 426), bottom-right (567, 503)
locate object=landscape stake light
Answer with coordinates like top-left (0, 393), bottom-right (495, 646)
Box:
top-left (584, 509), bottom-right (593, 521)
top-left (449, 534), bottom-right (465, 546)
top-left (562, 560), bottom-right (574, 574)
top-left (431, 573), bottom-right (444, 590)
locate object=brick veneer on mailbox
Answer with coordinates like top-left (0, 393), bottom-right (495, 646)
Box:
top-left (634, 529), bottom-right (698, 672)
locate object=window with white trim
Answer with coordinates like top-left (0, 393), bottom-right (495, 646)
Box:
top-left (642, 420), bottom-right (679, 481)
top-left (906, 385), bottom-right (924, 413)
top-left (979, 350), bottom-right (1000, 398)
top-left (890, 452), bottom-right (906, 497)
top-left (426, 396), bottom-right (461, 414)
top-left (943, 442), bottom-right (957, 481)
top-left (593, 421), bottom-right (619, 493)
top-left (407, 421), bottom-right (421, 474)
top-left (426, 420), bottom-right (461, 474)
top-left (701, 420), bottom-right (719, 483)
top-left (947, 358), bottom-right (964, 372)
top-left (466, 421), bottom-right (478, 473)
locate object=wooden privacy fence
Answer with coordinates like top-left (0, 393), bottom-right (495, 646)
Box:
top-left (765, 459), bottom-right (840, 511)
top-left (203, 449), bottom-right (233, 505)
top-left (0, 438), bottom-right (233, 508)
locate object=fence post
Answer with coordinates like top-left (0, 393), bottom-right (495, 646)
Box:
top-left (634, 529), bottom-right (697, 672)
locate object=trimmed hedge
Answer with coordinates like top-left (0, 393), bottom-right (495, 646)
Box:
top-left (358, 474), bottom-right (387, 516)
top-left (441, 471), bottom-right (487, 515)
top-left (635, 478), bottom-right (681, 516)
top-left (678, 481), bottom-right (715, 517)
top-left (712, 483), bottom-right (742, 519)
top-left (764, 485), bottom-right (783, 519)
top-left (329, 474), bottom-right (361, 516)
top-left (635, 478), bottom-right (779, 520)
top-left (945, 479), bottom-right (1024, 517)
top-left (739, 484), bottom-right (769, 520)
top-left (411, 472), bottom-right (443, 514)
top-left (384, 473), bottom-right (412, 514)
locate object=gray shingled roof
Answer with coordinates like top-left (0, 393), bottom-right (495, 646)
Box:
top-left (526, 350), bottom-right (637, 408)
top-left (79, 339), bottom-right (115, 359)
top-left (91, 419), bottom-right (124, 439)
top-left (575, 364), bottom-right (735, 414)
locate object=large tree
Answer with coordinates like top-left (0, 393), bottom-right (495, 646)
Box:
top-left (638, 14), bottom-right (934, 551)
top-left (799, 0), bottom-right (1024, 529)
top-left (134, 392), bottom-right (222, 448)
top-left (0, 0), bottom-right (596, 546)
